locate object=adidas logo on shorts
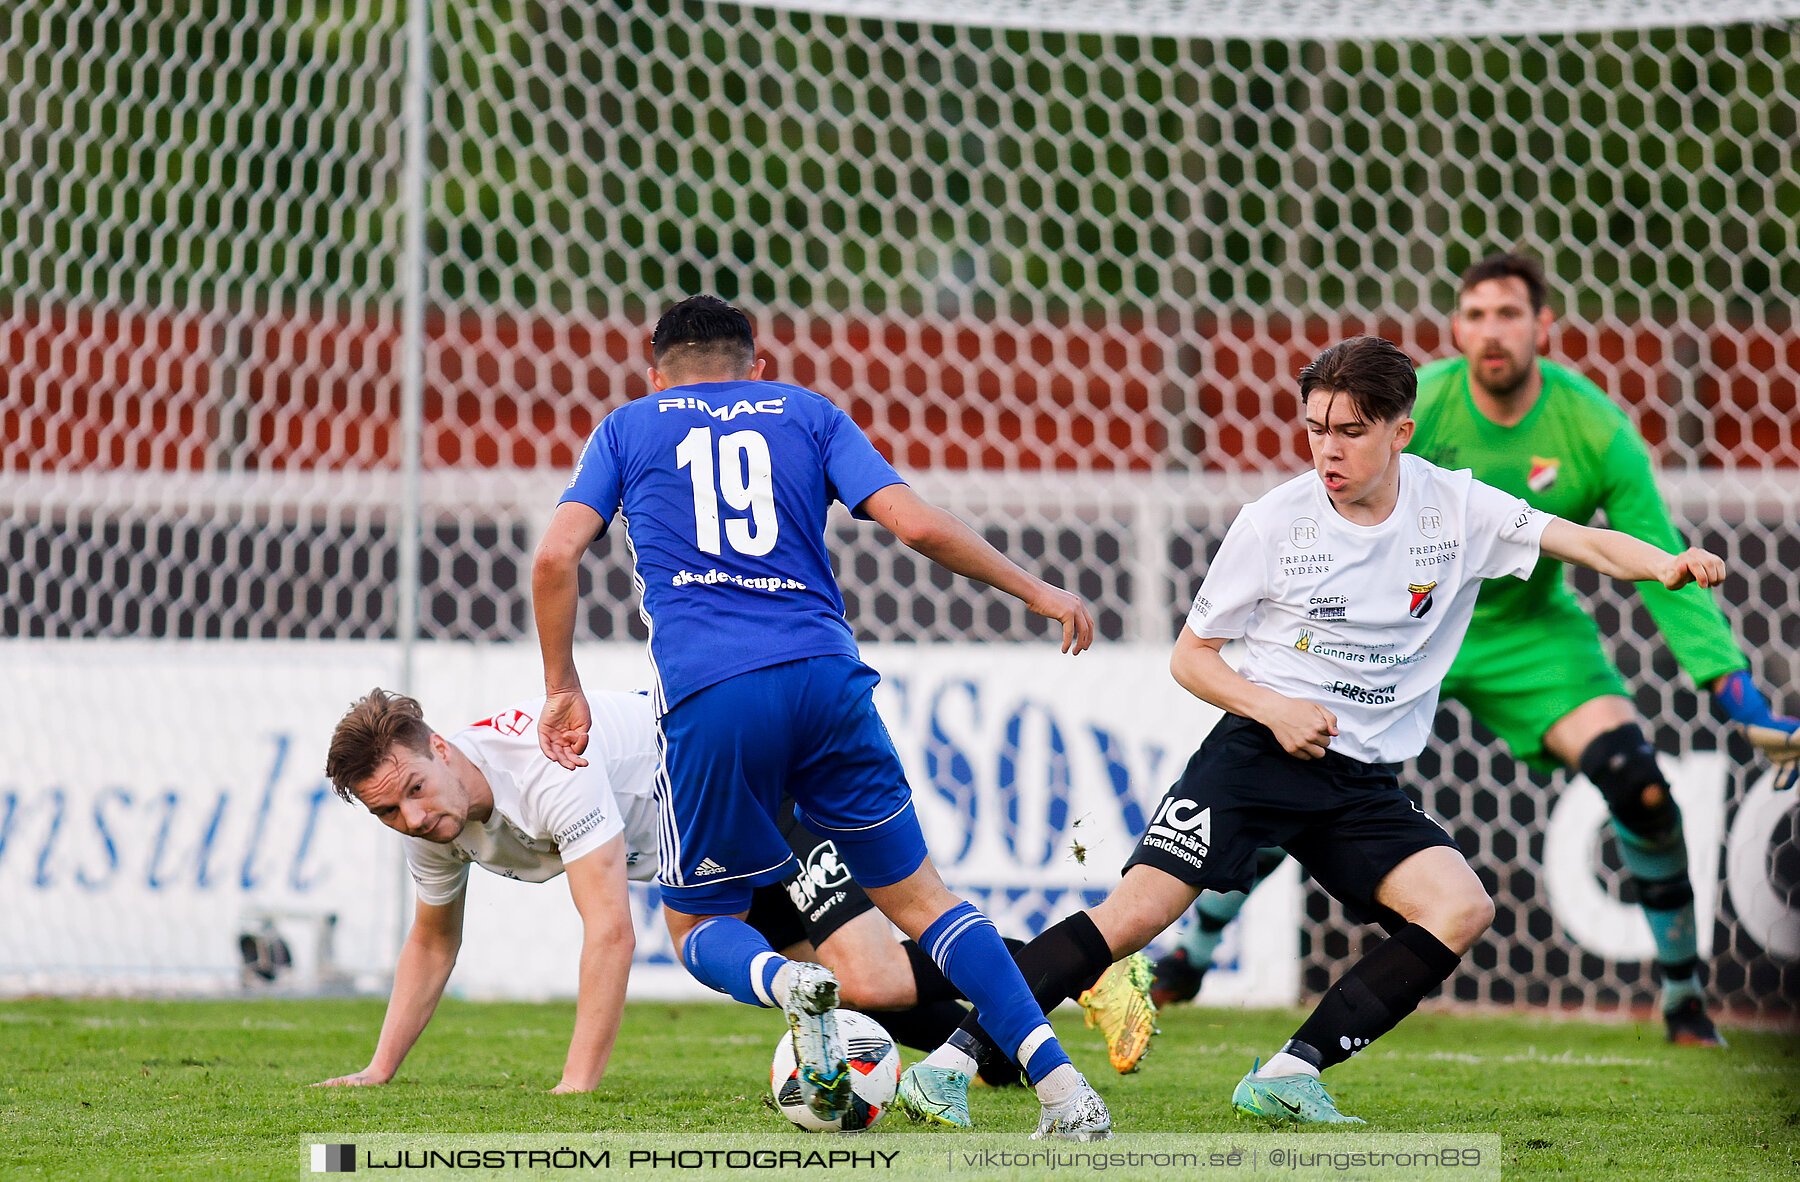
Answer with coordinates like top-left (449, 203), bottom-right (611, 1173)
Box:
top-left (694, 858), bottom-right (728, 877)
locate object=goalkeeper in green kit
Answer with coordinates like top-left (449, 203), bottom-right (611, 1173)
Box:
top-left (1151, 253), bottom-right (1799, 1044)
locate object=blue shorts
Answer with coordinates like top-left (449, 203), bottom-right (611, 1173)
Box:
top-left (656, 655), bottom-right (927, 916)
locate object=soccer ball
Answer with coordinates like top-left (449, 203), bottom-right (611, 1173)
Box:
top-left (769, 1011), bottom-right (901, 1132)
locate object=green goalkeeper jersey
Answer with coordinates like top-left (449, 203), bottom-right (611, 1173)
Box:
top-left (1408, 357), bottom-right (1746, 688)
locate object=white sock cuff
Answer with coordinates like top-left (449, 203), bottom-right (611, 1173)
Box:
top-left (1014, 1022), bottom-right (1056, 1071)
top-left (751, 952), bottom-right (781, 1008)
top-left (924, 1045), bottom-right (980, 1076)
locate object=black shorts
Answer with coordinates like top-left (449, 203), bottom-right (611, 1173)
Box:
top-left (746, 804), bottom-right (878, 951)
top-left (1123, 713), bottom-right (1460, 928)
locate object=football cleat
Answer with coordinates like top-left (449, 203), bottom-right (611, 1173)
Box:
top-left (1149, 946), bottom-right (1207, 1008)
top-left (895, 1062), bottom-right (972, 1128)
top-left (1077, 952), bottom-right (1159, 1074)
top-left (1031, 1073), bottom-right (1113, 1141)
top-left (1664, 997), bottom-right (1727, 1047)
top-left (781, 963), bottom-right (851, 1122)
top-left (1232, 1060), bottom-right (1365, 1125)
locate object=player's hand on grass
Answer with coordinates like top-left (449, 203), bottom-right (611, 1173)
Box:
top-left (1026, 583), bottom-right (1095, 655)
top-left (1265, 698), bottom-right (1339, 760)
top-left (312, 1069), bottom-right (390, 1087)
top-left (1655, 547), bottom-right (1726, 590)
top-left (1714, 670), bottom-right (1800, 790)
top-left (539, 688), bottom-right (592, 770)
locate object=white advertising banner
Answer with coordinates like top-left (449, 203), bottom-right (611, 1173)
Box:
top-left (0, 642), bottom-right (400, 994)
top-left (0, 640), bottom-right (1302, 1005)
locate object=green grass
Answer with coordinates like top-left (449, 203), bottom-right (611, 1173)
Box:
top-left (2, 997), bottom-right (1796, 1180)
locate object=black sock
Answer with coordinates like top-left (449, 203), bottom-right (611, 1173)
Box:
top-left (1288, 923), bottom-right (1461, 1071)
top-left (864, 999), bottom-right (972, 1053)
top-left (951, 911), bottom-right (1115, 1066)
top-left (903, 939), bottom-right (961, 1005)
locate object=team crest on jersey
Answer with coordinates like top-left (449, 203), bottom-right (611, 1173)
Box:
top-left (1407, 580), bottom-right (1437, 619)
top-left (472, 708), bottom-right (533, 737)
top-left (1528, 456), bottom-right (1559, 492)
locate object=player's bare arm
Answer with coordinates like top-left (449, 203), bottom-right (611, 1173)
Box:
top-left (858, 482), bottom-right (1095, 654)
top-left (312, 894), bottom-right (465, 1087)
top-left (1170, 629), bottom-right (1338, 760)
top-left (1538, 518), bottom-right (1725, 591)
top-left (533, 501), bottom-right (608, 769)
top-left (551, 836), bottom-right (635, 1094)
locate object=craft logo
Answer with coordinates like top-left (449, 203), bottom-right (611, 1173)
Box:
top-left (1408, 580), bottom-right (1438, 619)
top-left (1290, 517), bottom-right (1320, 548)
top-left (311, 1144), bottom-right (355, 1173)
top-left (1418, 506), bottom-right (1442, 539)
top-left (1306, 595), bottom-right (1348, 620)
top-left (1528, 456), bottom-right (1559, 492)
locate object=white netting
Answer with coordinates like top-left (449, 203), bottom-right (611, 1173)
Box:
top-left (2, 1), bottom-right (1795, 1011)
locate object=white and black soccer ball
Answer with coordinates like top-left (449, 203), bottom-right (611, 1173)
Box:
top-left (769, 1011), bottom-right (900, 1132)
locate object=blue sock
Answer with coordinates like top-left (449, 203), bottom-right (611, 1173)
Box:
top-left (680, 917), bottom-right (786, 1008)
top-left (922, 902), bottom-right (1070, 1083)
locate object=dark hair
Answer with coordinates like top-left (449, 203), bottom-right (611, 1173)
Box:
top-left (1458, 252), bottom-right (1548, 313)
top-left (1297, 336), bottom-right (1417, 424)
top-left (325, 689), bottom-right (435, 803)
top-left (651, 295), bottom-right (756, 375)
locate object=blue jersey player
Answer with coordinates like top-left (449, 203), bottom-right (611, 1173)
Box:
top-left (532, 296), bottom-right (1112, 1139)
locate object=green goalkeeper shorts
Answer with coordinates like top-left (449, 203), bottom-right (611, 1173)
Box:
top-left (1441, 601), bottom-right (1629, 770)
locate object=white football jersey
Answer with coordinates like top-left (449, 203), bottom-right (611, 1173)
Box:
top-left (405, 691), bottom-right (661, 904)
top-left (1185, 453), bottom-right (1550, 764)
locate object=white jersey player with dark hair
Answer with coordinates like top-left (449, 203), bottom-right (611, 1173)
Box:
top-left (902, 335), bottom-right (1728, 1127)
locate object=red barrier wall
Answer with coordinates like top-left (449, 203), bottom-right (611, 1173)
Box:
top-left (6, 306), bottom-right (1795, 472)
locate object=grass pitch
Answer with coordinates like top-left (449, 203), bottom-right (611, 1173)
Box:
top-left (2, 996), bottom-right (1795, 1180)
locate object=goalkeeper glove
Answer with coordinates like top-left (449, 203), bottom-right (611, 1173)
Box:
top-left (1716, 670), bottom-right (1800, 790)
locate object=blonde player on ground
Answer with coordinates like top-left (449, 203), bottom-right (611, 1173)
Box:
top-left (312, 689), bottom-right (656, 1093)
top-left (311, 687), bottom-right (1053, 1093)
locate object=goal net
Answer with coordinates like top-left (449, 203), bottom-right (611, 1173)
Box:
top-left (2, 0), bottom-right (1795, 1014)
